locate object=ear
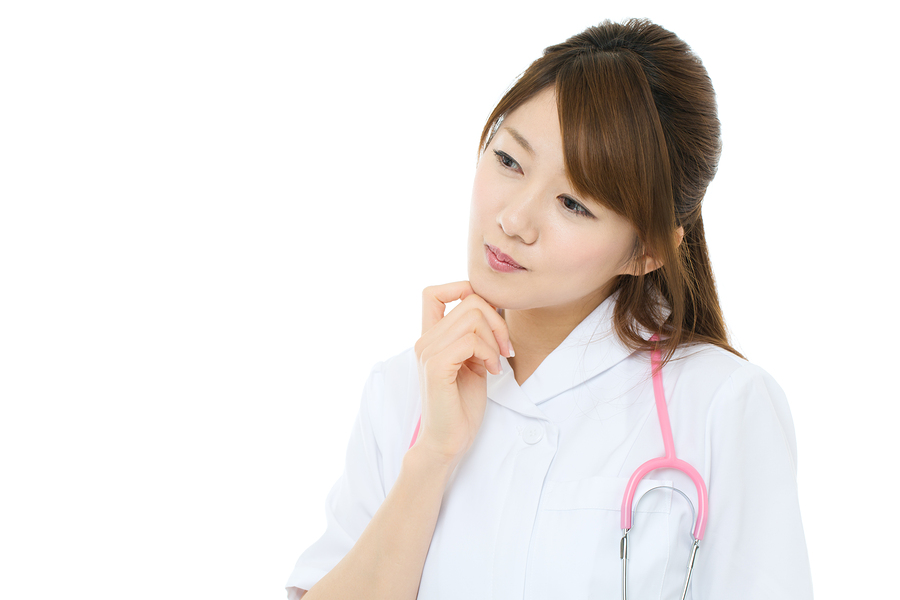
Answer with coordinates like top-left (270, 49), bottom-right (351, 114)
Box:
top-left (631, 226), bottom-right (685, 275)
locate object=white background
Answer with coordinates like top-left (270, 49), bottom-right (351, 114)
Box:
top-left (1, 1), bottom-right (896, 598)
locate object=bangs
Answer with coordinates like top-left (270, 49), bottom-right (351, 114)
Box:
top-left (555, 49), bottom-right (675, 234)
top-left (476, 19), bottom-right (737, 362)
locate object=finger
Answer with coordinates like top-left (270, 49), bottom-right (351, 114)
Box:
top-left (454, 294), bottom-right (513, 358)
top-left (420, 309), bottom-right (503, 373)
top-left (425, 332), bottom-right (504, 381)
top-left (421, 281), bottom-right (475, 335)
top-left (418, 293), bottom-right (512, 359)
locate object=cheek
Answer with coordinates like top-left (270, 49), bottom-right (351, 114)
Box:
top-left (470, 171), bottom-right (492, 213)
top-left (467, 174), bottom-right (492, 267)
top-left (468, 172), bottom-right (500, 235)
top-left (558, 236), bottom-right (635, 282)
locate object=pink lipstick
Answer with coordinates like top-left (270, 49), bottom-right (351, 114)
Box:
top-left (485, 243), bottom-right (526, 273)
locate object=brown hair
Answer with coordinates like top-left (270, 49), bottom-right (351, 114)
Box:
top-left (479, 18), bottom-right (742, 362)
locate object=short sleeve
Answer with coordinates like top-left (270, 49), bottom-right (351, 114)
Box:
top-left (285, 363), bottom-right (388, 596)
top-left (694, 363), bottom-right (813, 599)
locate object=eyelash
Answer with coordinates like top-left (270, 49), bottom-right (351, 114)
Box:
top-left (493, 149), bottom-right (520, 171)
top-left (492, 149), bottom-right (593, 218)
top-left (561, 196), bottom-right (593, 218)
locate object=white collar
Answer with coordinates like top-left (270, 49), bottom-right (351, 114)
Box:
top-left (486, 292), bottom-right (652, 420)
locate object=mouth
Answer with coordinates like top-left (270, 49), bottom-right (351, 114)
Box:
top-left (485, 243), bottom-right (526, 272)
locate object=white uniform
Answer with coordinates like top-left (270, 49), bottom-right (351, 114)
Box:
top-left (286, 296), bottom-right (813, 599)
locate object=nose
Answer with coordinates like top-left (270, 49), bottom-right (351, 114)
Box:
top-left (497, 191), bottom-right (540, 245)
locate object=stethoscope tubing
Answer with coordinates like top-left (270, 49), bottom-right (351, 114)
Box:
top-left (620, 338), bottom-right (709, 541)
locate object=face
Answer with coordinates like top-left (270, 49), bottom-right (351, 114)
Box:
top-left (467, 87), bottom-right (640, 317)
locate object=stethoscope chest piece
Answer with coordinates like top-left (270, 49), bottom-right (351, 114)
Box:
top-left (620, 485), bottom-right (701, 600)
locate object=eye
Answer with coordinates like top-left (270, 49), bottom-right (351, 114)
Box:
top-left (492, 150), bottom-right (521, 172)
top-left (561, 195), bottom-right (593, 218)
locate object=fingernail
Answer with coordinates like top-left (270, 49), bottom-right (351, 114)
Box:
top-left (508, 341), bottom-right (515, 358)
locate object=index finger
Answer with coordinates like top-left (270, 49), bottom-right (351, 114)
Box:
top-left (421, 281), bottom-right (476, 335)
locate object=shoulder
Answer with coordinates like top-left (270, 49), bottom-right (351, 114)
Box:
top-left (360, 348), bottom-right (420, 464)
top-left (665, 343), bottom-right (780, 394)
top-left (664, 343), bottom-right (792, 422)
top-left (666, 343), bottom-right (798, 463)
top-left (365, 347), bottom-right (418, 402)
top-left (667, 342), bottom-right (746, 379)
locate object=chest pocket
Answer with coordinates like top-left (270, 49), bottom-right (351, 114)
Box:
top-left (543, 475), bottom-right (673, 513)
top-left (526, 476), bottom-right (684, 600)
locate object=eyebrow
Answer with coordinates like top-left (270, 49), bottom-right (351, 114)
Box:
top-left (501, 126), bottom-right (535, 157)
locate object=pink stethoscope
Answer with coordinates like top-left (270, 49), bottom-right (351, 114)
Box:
top-left (407, 336), bottom-right (708, 600)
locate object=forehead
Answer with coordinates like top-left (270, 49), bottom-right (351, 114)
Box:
top-left (496, 88), bottom-right (562, 159)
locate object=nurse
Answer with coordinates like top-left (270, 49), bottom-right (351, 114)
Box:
top-left (287, 18), bottom-right (812, 599)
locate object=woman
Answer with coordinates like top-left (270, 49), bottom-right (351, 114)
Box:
top-left (287, 18), bottom-right (812, 599)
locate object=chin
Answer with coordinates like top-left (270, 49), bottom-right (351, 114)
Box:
top-left (467, 269), bottom-right (499, 306)
top-left (469, 280), bottom-right (502, 309)
top-left (468, 271), bottom-right (524, 311)
top-left (467, 249), bottom-right (535, 310)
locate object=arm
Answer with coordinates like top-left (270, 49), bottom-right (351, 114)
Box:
top-left (291, 283), bottom-right (510, 598)
top-left (302, 446), bottom-right (457, 600)
top-left (697, 363), bottom-right (813, 598)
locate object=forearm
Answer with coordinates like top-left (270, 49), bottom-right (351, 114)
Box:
top-left (303, 446), bottom-right (457, 600)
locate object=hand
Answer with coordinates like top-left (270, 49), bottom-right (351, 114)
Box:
top-left (412, 281), bottom-right (512, 465)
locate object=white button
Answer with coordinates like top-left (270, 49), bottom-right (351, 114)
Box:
top-left (522, 424), bottom-right (544, 445)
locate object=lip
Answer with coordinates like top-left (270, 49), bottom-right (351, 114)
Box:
top-left (485, 243), bottom-right (526, 273)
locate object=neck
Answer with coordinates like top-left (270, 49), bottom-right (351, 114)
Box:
top-left (504, 290), bottom-right (614, 386)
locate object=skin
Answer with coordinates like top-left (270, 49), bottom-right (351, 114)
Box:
top-left (413, 87), bottom-right (661, 464)
top-left (301, 86), bottom-right (683, 600)
top-left (466, 87), bottom-right (648, 385)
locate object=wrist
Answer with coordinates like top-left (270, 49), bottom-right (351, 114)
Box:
top-left (403, 443), bottom-right (461, 483)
